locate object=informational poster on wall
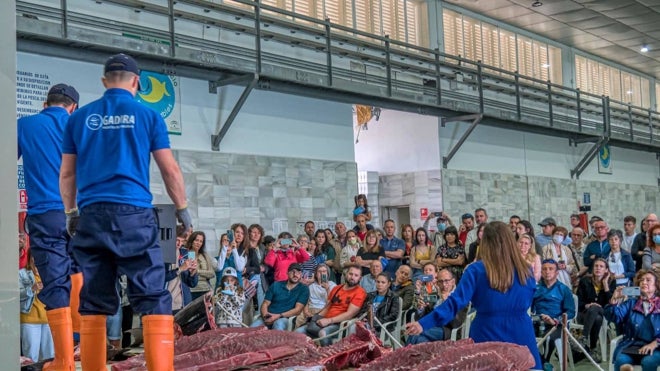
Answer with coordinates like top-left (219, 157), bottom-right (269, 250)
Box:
top-left (136, 71), bottom-right (182, 135)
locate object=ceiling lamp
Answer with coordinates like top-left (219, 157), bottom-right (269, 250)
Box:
top-left (532, 1), bottom-right (543, 7)
top-left (641, 45), bottom-right (649, 53)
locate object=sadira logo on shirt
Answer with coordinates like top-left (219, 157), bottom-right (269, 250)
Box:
top-left (85, 114), bottom-right (136, 130)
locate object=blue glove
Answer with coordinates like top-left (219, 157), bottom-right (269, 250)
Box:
top-left (176, 207), bottom-right (193, 230)
top-left (65, 208), bottom-right (79, 237)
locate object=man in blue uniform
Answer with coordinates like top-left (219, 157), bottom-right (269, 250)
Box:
top-left (18, 83), bottom-right (80, 371)
top-left (60, 53), bottom-right (192, 371)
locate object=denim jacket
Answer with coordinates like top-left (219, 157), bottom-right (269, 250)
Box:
top-left (19, 268), bottom-right (36, 314)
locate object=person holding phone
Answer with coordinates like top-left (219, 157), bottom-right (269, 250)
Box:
top-left (187, 231), bottom-right (217, 301)
top-left (294, 264), bottom-right (336, 329)
top-left (606, 269), bottom-right (660, 371)
top-left (576, 257), bottom-right (614, 362)
top-left (264, 232), bottom-right (310, 282)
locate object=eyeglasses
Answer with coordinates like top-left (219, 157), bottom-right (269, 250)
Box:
top-left (438, 279), bottom-right (454, 284)
top-left (570, 233), bottom-right (582, 237)
top-left (594, 226), bottom-right (606, 230)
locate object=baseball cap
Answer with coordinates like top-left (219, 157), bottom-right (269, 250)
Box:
top-left (538, 217), bottom-right (557, 227)
top-left (48, 83), bottom-right (79, 104)
top-left (288, 263), bottom-right (303, 273)
top-left (221, 267), bottom-right (238, 279)
top-left (104, 53), bottom-right (140, 75)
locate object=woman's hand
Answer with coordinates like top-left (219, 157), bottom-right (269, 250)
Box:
top-left (610, 286), bottom-right (624, 304)
top-left (639, 341), bottom-right (658, 355)
top-left (405, 321), bottom-right (423, 336)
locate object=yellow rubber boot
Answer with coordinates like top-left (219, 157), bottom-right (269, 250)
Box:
top-left (80, 315), bottom-right (107, 371)
top-left (143, 314), bottom-right (174, 371)
top-left (43, 307), bottom-right (75, 371)
top-left (69, 272), bottom-right (83, 334)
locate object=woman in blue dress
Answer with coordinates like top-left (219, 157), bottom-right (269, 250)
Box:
top-left (406, 221), bottom-right (542, 369)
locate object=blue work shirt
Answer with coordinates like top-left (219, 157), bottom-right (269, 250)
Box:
top-left (62, 89), bottom-right (170, 209)
top-left (17, 106), bottom-right (70, 215)
top-left (264, 280), bottom-right (310, 315)
top-left (532, 279), bottom-right (575, 322)
top-left (381, 236), bottom-right (405, 274)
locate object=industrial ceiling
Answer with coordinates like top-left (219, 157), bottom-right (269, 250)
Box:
top-left (444, 0), bottom-right (660, 79)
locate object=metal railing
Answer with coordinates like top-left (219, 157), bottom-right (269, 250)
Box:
top-left (15, 0), bottom-right (660, 150)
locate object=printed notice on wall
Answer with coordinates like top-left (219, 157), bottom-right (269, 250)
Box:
top-left (16, 70), bottom-right (51, 119)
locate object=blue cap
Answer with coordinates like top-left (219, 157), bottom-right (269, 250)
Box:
top-left (48, 83), bottom-right (79, 104)
top-left (104, 53), bottom-right (139, 75)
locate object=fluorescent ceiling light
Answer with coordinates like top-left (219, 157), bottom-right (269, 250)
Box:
top-left (641, 45), bottom-right (649, 53)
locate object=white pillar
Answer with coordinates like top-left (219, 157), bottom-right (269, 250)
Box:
top-left (0, 0), bottom-right (19, 368)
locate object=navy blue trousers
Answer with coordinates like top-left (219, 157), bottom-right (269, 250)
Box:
top-left (27, 210), bottom-right (72, 309)
top-left (71, 203), bottom-right (171, 315)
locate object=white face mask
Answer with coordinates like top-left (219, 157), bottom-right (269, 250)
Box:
top-left (553, 235), bottom-right (564, 244)
top-left (349, 237), bottom-right (358, 245)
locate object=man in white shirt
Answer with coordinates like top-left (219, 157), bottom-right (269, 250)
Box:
top-left (622, 215), bottom-right (637, 253)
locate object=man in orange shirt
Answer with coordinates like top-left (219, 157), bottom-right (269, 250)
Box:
top-left (304, 265), bottom-right (366, 345)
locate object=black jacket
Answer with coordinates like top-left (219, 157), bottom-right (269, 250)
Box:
top-left (576, 276), bottom-right (615, 313)
top-left (360, 290), bottom-right (400, 330)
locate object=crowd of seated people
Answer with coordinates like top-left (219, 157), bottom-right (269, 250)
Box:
top-left (21, 196), bottom-right (659, 371)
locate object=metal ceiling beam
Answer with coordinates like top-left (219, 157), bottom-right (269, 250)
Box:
top-left (570, 136), bottom-right (608, 179)
top-left (441, 113), bottom-right (483, 169)
top-left (210, 73), bottom-right (259, 151)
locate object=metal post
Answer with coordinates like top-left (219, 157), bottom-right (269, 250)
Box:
top-left (576, 89), bottom-right (582, 133)
top-left (435, 48), bottom-right (441, 106)
top-left (477, 61), bottom-right (484, 113)
top-left (167, 0), bottom-right (175, 57)
top-left (325, 18), bottom-right (332, 87)
top-left (628, 105), bottom-right (634, 141)
top-left (254, 0), bottom-right (262, 74)
top-left (515, 71), bottom-right (521, 121)
top-left (650, 109), bottom-right (654, 144)
top-left (548, 81), bottom-right (553, 127)
top-left (385, 35), bottom-right (392, 97)
top-left (561, 313), bottom-right (568, 371)
top-left (60, 0), bottom-right (68, 38)
top-left (603, 96), bottom-right (611, 137)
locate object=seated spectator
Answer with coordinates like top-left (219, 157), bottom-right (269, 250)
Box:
top-left (340, 230), bottom-right (361, 278)
top-left (407, 268), bottom-right (467, 344)
top-left (20, 248), bottom-right (54, 362)
top-left (294, 264), bottom-right (336, 329)
top-left (298, 234), bottom-right (317, 282)
top-left (633, 214), bottom-right (658, 271)
top-left (391, 265), bottom-right (415, 311)
top-left (467, 223), bottom-right (486, 264)
top-left (304, 265), bottom-right (367, 345)
top-left (253, 263), bottom-right (309, 330)
top-left (409, 228), bottom-right (436, 279)
top-left (576, 258), bottom-right (614, 362)
top-left (541, 226), bottom-right (577, 288)
top-left (358, 273), bottom-right (400, 335)
top-left (355, 230), bottom-right (385, 277)
top-left (264, 232), bottom-right (310, 282)
top-left (642, 224), bottom-right (660, 273)
top-left (583, 220), bottom-right (610, 271)
top-left (313, 229), bottom-right (337, 275)
top-left (435, 226), bottom-right (466, 281)
top-left (606, 269), bottom-right (660, 371)
top-left (518, 233), bottom-right (541, 282)
top-left (569, 227), bottom-right (589, 280)
top-left (532, 259), bottom-right (575, 369)
top-left (401, 224), bottom-right (415, 262)
top-left (516, 220), bottom-right (540, 255)
top-left (607, 229), bottom-right (635, 287)
top-left (360, 260), bottom-right (382, 294)
top-left (414, 263), bottom-right (440, 316)
top-left (214, 267), bottom-right (246, 328)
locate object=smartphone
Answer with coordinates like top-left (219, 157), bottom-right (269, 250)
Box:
top-left (321, 273), bottom-right (328, 283)
top-left (187, 251), bottom-right (196, 260)
top-left (227, 229), bottom-right (234, 243)
top-left (622, 286), bottom-right (641, 297)
top-left (425, 294), bottom-right (438, 304)
top-left (433, 212), bottom-right (442, 217)
top-left (281, 238), bottom-right (292, 245)
top-left (420, 274), bottom-right (434, 283)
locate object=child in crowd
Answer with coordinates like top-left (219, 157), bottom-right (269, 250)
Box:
top-left (214, 267), bottom-right (246, 328)
top-left (19, 247), bottom-right (54, 362)
top-left (353, 194), bottom-right (372, 222)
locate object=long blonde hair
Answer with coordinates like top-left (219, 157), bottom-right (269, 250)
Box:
top-left (479, 221), bottom-right (532, 293)
top-left (519, 233), bottom-right (537, 265)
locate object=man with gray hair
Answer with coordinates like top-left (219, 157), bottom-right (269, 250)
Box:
top-left (631, 213), bottom-right (658, 270)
